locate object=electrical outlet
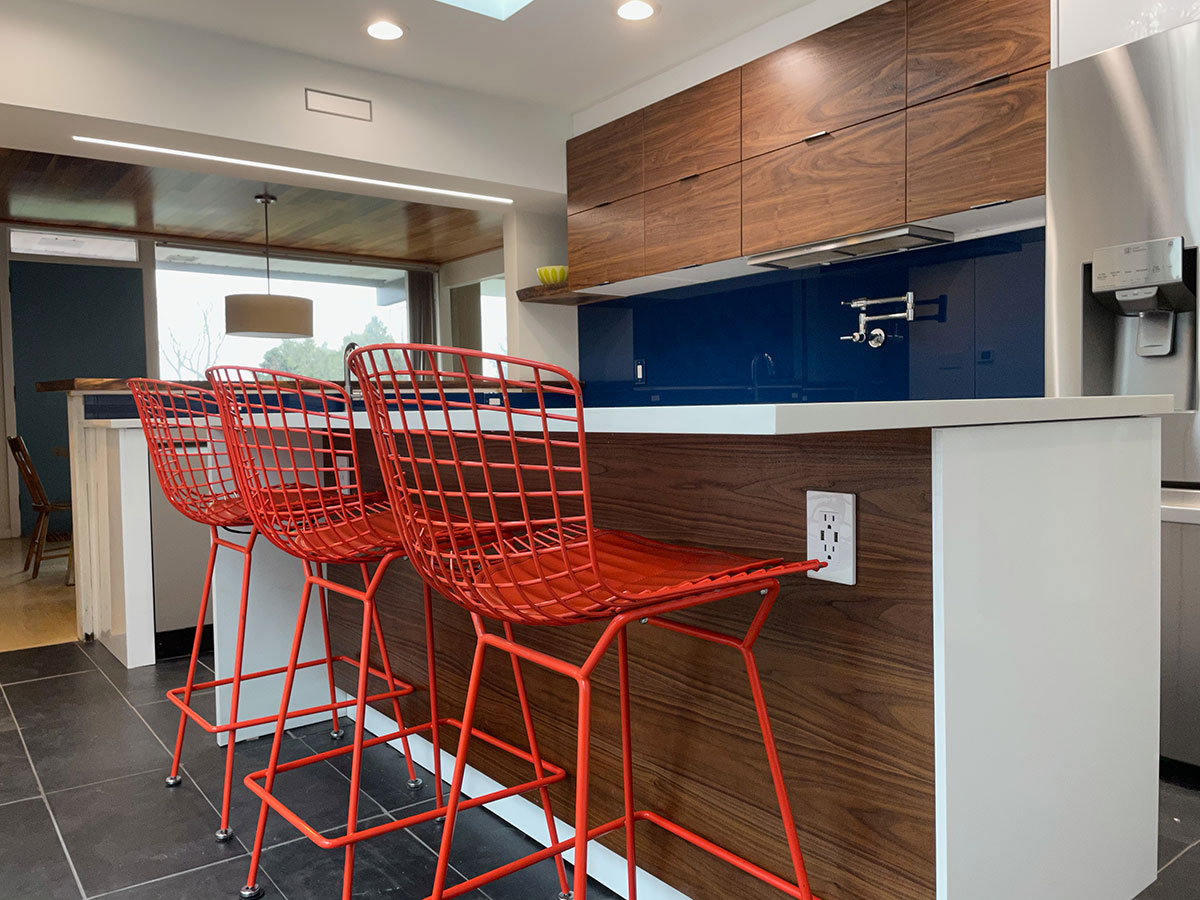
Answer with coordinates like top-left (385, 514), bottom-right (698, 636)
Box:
top-left (806, 491), bottom-right (856, 585)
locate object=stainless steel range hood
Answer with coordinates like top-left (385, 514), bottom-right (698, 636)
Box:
top-left (746, 224), bottom-right (955, 270)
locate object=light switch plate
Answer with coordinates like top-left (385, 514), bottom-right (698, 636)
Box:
top-left (807, 490), bottom-right (856, 585)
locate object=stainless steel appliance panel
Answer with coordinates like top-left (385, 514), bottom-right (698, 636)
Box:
top-left (1047, 21), bottom-right (1200, 481)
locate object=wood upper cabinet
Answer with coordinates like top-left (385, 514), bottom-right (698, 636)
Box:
top-left (644, 164), bottom-right (741, 274)
top-left (566, 111), bottom-right (643, 216)
top-left (907, 66), bottom-right (1047, 221)
top-left (741, 0), bottom-right (907, 159)
top-left (567, 194), bottom-right (645, 290)
top-left (742, 111), bottom-right (906, 255)
top-left (642, 70), bottom-right (741, 190)
top-left (907, 0), bottom-right (1050, 105)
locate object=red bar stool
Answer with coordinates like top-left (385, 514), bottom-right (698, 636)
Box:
top-left (350, 343), bottom-right (828, 900)
top-left (206, 366), bottom-right (570, 900)
top-left (129, 379), bottom-right (351, 843)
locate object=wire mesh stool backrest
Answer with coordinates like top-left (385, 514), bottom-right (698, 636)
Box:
top-left (350, 343), bottom-right (632, 625)
top-left (205, 365), bottom-right (387, 563)
top-left (127, 379), bottom-right (246, 528)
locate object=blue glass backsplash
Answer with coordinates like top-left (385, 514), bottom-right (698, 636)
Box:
top-left (578, 228), bottom-right (1045, 406)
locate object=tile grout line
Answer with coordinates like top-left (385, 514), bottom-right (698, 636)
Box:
top-left (41, 765), bottom-right (171, 797)
top-left (256, 810), bottom-right (395, 853)
top-left (84, 853), bottom-right (250, 900)
top-left (403, 818), bottom-right (497, 900)
top-left (88, 656), bottom-right (296, 900)
top-left (296, 730), bottom-right (394, 818)
top-left (0, 668), bottom-right (100, 687)
top-left (0, 682), bottom-right (88, 900)
top-left (84, 649), bottom-right (296, 900)
top-left (296, 729), bottom-right (494, 900)
top-left (0, 793), bottom-right (42, 811)
top-left (1160, 835), bottom-right (1200, 873)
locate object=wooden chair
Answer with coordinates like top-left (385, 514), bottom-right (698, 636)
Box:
top-left (7, 435), bottom-right (73, 582)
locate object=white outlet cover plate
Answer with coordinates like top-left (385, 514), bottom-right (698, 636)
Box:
top-left (806, 490), bottom-right (856, 585)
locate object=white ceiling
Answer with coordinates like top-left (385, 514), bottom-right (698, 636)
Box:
top-left (59, 0), bottom-right (810, 112)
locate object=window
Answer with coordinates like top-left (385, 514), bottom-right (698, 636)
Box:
top-left (10, 228), bottom-right (139, 262)
top-left (154, 246), bottom-right (410, 381)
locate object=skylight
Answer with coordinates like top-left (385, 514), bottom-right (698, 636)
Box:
top-left (430, 0), bottom-right (536, 21)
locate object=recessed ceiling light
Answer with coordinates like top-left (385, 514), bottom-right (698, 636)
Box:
top-left (367, 20), bottom-right (404, 40)
top-left (617, 1), bottom-right (655, 20)
top-left (71, 136), bottom-right (514, 205)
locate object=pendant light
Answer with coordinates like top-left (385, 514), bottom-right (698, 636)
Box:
top-left (224, 193), bottom-right (314, 338)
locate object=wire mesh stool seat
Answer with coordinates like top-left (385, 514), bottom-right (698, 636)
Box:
top-left (349, 343), bottom-right (828, 900)
top-left (205, 366), bottom-right (570, 900)
top-left (129, 378), bottom-right (361, 843)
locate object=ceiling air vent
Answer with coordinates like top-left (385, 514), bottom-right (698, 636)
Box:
top-left (747, 224), bottom-right (955, 270)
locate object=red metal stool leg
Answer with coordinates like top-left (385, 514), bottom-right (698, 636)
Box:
top-left (361, 562), bottom-right (421, 787)
top-left (240, 564), bottom-right (316, 900)
top-left (646, 586), bottom-right (815, 900)
top-left (572, 673), bottom-right (592, 900)
top-left (502, 621), bottom-right (570, 897)
top-left (429, 633), bottom-right (489, 900)
top-left (317, 583), bottom-right (345, 740)
top-left (166, 527), bottom-right (219, 789)
top-left (617, 626), bottom-right (638, 900)
top-left (215, 529), bottom-right (258, 842)
top-left (340, 586), bottom-right (378, 900)
top-left (741, 588), bottom-right (811, 896)
top-left (423, 585), bottom-right (445, 807)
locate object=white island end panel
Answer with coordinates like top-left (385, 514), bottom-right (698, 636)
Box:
top-left (932, 416), bottom-right (1160, 900)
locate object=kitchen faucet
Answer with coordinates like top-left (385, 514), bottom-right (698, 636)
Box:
top-left (750, 352), bottom-right (776, 402)
top-left (343, 342), bottom-right (359, 397)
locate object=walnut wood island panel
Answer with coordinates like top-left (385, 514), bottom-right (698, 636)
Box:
top-left (328, 427), bottom-right (935, 900)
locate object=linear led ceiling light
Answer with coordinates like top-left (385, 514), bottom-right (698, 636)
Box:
top-left (72, 136), bottom-right (514, 205)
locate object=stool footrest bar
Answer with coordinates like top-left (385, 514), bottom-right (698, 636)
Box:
top-left (165, 655), bottom-right (415, 735)
top-left (241, 718), bottom-right (567, 851)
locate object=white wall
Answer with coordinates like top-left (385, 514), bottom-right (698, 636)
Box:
top-left (503, 209), bottom-right (576, 373)
top-left (0, 0), bottom-right (569, 209)
top-left (1057, 0), bottom-right (1200, 66)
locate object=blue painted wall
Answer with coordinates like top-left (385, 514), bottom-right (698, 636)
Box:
top-left (578, 229), bottom-right (1045, 407)
top-left (9, 261), bottom-right (147, 535)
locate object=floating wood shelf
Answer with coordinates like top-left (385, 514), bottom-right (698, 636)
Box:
top-left (516, 283), bottom-right (616, 306)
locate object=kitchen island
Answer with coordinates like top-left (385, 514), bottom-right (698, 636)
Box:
top-left (60, 390), bottom-right (1169, 900)
top-left (319, 394), bottom-right (1166, 900)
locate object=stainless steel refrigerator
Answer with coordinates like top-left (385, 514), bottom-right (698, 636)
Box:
top-left (1047, 19), bottom-right (1200, 765)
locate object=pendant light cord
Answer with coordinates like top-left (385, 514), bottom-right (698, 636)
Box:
top-left (263, 198), bottom-right (272, 295)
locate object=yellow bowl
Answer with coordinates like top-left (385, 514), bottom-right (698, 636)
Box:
top-left (537, 265), bottom-right (569, 286)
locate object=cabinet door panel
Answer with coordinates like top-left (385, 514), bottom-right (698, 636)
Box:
top-left (644, 164), bottom-right (741, 274)
top-left (643, 70), bottom-right (741, 190)
top-left (908, 0), bottom-right (1050, 104)
top-left (742, 112), bottom-right (906, 255)
top-left (568, 195), bottom-right (645, 290)
top-left (907, 67), bottom-right (1047, 221)
top-left (566, 111), bottom-right (643, 215)
top-left (741, 0), bottom-right (907, 158)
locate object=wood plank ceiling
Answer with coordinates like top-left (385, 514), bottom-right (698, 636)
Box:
top-left (0, 148), bottom-right (505, 265)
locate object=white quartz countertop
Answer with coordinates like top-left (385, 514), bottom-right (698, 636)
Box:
top-left (81, 394), bottom-right (1173, 435)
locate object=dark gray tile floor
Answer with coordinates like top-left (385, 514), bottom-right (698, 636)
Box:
top-left (9, 639), bottom-right (1192, 900)
top-left (0, 641), bottom-right (620, 900)
top-left (1145, 762), bottom-right (1200, 899)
